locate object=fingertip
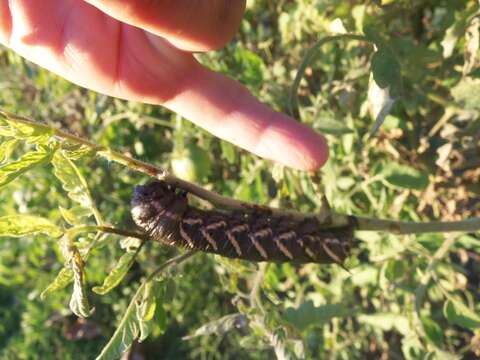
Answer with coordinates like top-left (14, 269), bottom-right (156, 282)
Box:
top-left (256, 119), bottom-right (330, 172)
top-left (0, 1), bottom-right (12, 45)
top-left (299, 133), bottom-right (330, 172)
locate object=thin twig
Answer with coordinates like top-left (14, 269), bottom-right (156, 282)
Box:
top-left (2, 110), bottom-right (480, 235)
top-left (354, 216), bottom-right (480, 234)
top-left (248, 263), bottom-right (290, 360)
top-left (97, 225), bottom-right (151, 241)
top-left (249, 263), bottom-right (268, 315)
top-left (95, 251), bottom-right (196, 360)
top-left (0, 110), bottom-right (334, 222)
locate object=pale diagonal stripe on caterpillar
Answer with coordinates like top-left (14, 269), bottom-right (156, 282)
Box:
top-left (131, 181), bottom-right (355, 265)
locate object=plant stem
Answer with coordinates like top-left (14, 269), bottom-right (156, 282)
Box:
top-left (2, 110), bottom-right (480, 236)
top-left (354, 215), bottom-right (480, 234)
top-left (97, 225), bottom-right (150, 241)
top-left (250, 263), bottom-right (268, 315)
top-left (0, 110), bottom-right (332, 221)
top-left (95, 251), bottom-right (196, 360)
top-left (288, 34), bottom-right (369, 117)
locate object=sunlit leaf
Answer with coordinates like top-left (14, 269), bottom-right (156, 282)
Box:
top-left (95, 302), bottom-right (139, 360)
top-left (96, 280), bottom-right (163, 360)
top-left (0, 138), bottom-right (19, 163)
top-left (0, 111), bottom-right (53, 143)
top-left (463, 17), bottom-right (479, 76)
top-left (59, 206), bottom-right (93, 226)
top-left (92, 252), bottom-right (137, 295)
top-left (382, 162), bottom-right (429, 190)
top-left (284, 301), bottom-right (351, 332)
top-left (0, 147), bottom-right (54, 189)
top-left (119, 237), bottom-right (142, 253)
top-left (61, 143), bottom-right (95, 160)
top-left (137, 281), bottom-right (157, 322)
top-left (183, 313), bottom-right (247, 340)
top-left (52, 150), bottom-right (94, 209)
top-left (0, 215), bottom-right (63, 238)
top-left (367, 73), bottom-right (397, 136)
top-left (7, 120), bottom-right (52, 144)
top-left (136, 281), bottom-right (159, 342)
top-left (451, 77), bottom-right (480, 111)
top-left (358, 313), bottom-right (412, 336)
top-left (417, 233), bottom-right (446, 252)
top-left (444, 299), bottom-right (480, 330)
top-left (0, 116), bottom-right (15, 137)
top-left (40, 267), bottom-right (74, 300)
top-left (69, 250), bottom-right (94, 318)
top-left (441, 22), bottom-right (463, 58)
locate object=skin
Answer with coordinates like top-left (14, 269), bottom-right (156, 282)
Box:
top-left (0, 0), bottom-right (329, 171)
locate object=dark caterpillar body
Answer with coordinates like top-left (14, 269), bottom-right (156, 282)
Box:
top-left (131, 181), bottom-right (355, 265)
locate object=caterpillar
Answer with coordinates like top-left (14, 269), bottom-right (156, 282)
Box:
top-left (131, 181), bottom-right (355, 265)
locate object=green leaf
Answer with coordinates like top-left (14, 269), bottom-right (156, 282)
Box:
top-left (59, 206), bottom-right (93, 226)
top-left (96, 280), bottom-right (163, 360)
top-left (52, 150), bottom-right (94, 209)
top-left (382, 162), bottom-right (429, 190)
top-left (137, 281), bottom-right (157, 322)
top-left (316, 116), bottom-right (354, 136)
top-left (0, 116), bottom-right (15, 137)
top-left (384, 259), bottom-right (407, 281)
top-left (69, 251), bottom-right (94, 318)
top-left (363, 23), bottom-right (384, 45)
top-left (61, 143), bottom-right (95, 160)
top-left (283, 301), bottom-right (351, 332)
top-left (183, 313), bottom-right (247, 340)
top-left (136, 281), bottom-right (159, 341)
top-left (371, 46), bottom-right (402, 94)
top-left (220, 141), bottom-right (236, 164)
top-left (0, 215), bottom-right (63, 238)
top-left (443, 299), bottom-right (480, 330)
top-left (0, 148), bottom-right (54, 189)
top-left (358, 313), bottom-right (412, 335)
top-left (7, 120), bottom-right (53, 144)
top-left (95, 302), bottom-right (139, 360)
top-left (421, 315), bottom-right (444, 347)
top-left (0, 112), bottom-right (53, 143)
top-left (451, 77), bottom-right (480, 111)
top-left (40, 267), bottom-right (74, 300)
top-left (417, 233), bottom-right (445, 252)
top-left (0, 138), bottom-right (19, 163)
top-left (92, 252), bottom-right (137, 295)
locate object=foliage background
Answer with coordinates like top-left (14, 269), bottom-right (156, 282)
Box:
top-left (0, 0), bottom-right (480, 359)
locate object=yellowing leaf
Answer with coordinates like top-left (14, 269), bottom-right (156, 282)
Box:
top-left (358, 313), bottom-right (412, 336)
top-left (59, 206), bottom-right (92, 226)
top-left (183, 313), bottom-right (247, 340)
top-left (69, 250), bottom-right (94, 318)
top-left (92, 252), bottom-right (137, 295)
top-left (40, 267), bottom-right (74, 300)
top-left (0, 148), bottom-right (53, 189)
top-left (0, 111), bottom-right (53, 144)
top-left (0, 139), bottom-right (19, 163)
top-left (0, 215), bottom-right (63, 238)
top-left (52, 151), bottom-right (90, 206)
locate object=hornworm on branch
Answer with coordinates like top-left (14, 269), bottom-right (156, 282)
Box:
top-left (131, 181), bottom-right (356, 265)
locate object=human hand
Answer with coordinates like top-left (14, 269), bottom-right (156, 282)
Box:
top-left (0, 0), bottom-right (328, 171)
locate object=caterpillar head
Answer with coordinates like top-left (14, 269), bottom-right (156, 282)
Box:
top-left (131, 181), bottom-right (188, 242)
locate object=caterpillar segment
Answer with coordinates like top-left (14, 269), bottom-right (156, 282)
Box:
top-left (131, 181), bottom-right (355, 265)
